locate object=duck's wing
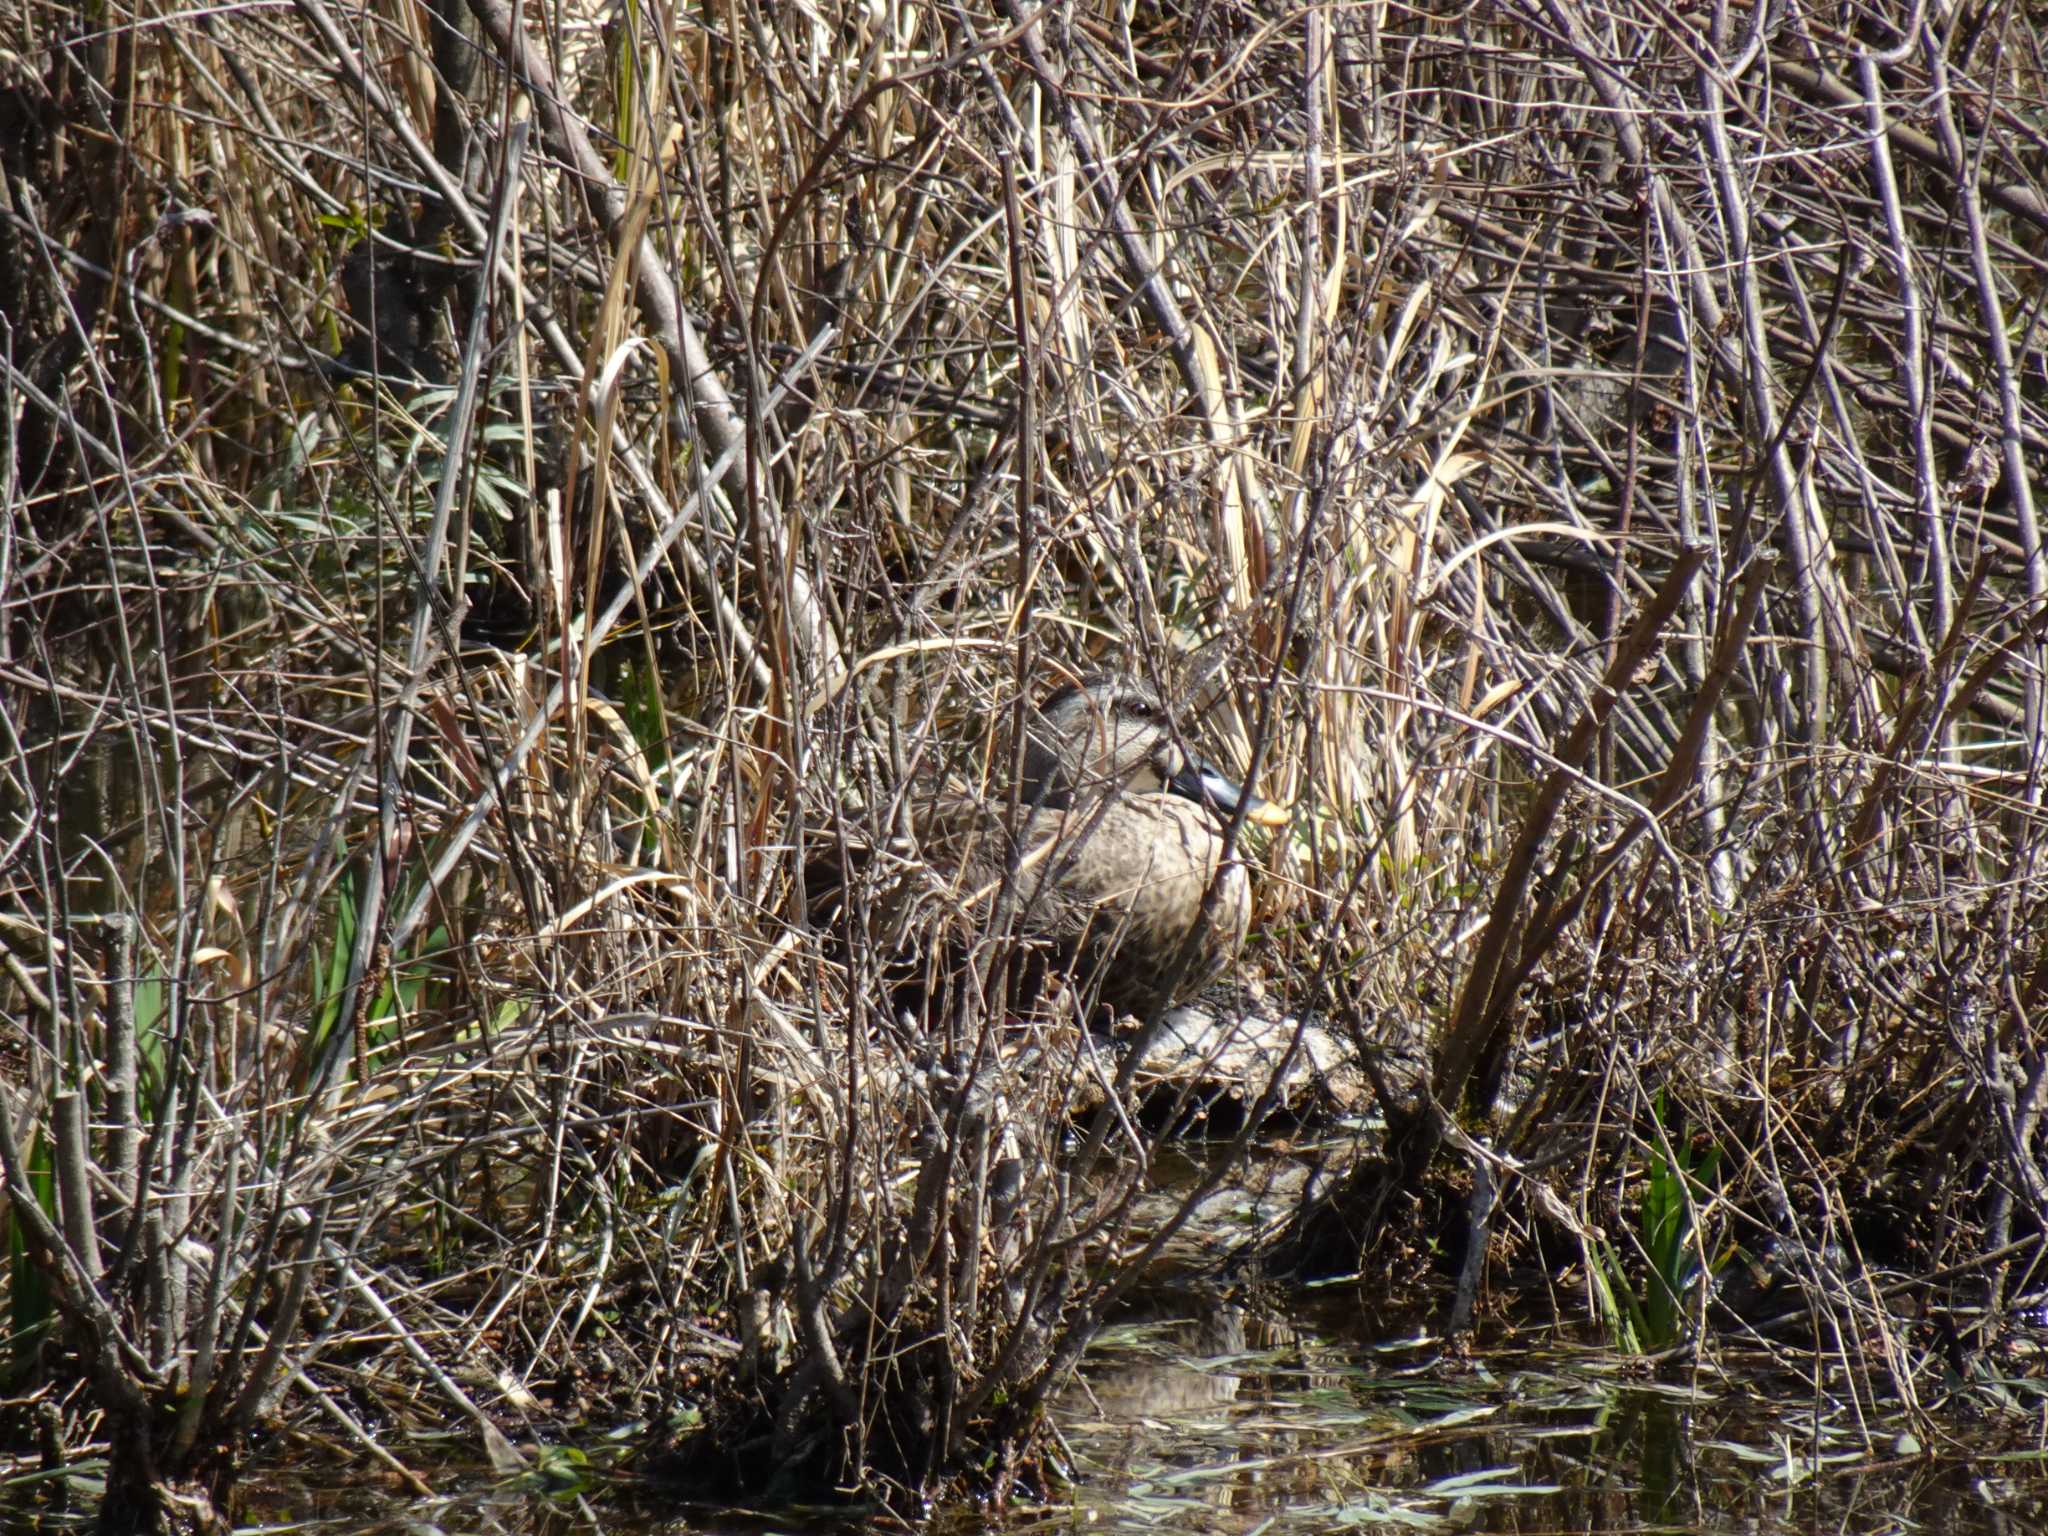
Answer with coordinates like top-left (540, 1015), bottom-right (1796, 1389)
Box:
top-left (801, 785), bottom-right (1056, 1027)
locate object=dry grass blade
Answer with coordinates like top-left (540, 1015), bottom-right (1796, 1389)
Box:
top-left (0, 0), bottom-right (2044, 1525)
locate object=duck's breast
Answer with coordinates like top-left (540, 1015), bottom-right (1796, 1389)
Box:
top-left (1030, 796), bottom-right (1252, 1016)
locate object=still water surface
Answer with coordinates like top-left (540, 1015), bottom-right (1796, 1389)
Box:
top-left (1053, 1308), bottom-right (2048, 1534)
top-left (74, 1304), bottom-right (2048, 1536)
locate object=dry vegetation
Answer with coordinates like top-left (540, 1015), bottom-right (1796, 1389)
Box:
top-left (1, 0), bottom-right (2046, 1527)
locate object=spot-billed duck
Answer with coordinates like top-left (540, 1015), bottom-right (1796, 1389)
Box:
top-left (814, 673), bottom-right (1287, 1023)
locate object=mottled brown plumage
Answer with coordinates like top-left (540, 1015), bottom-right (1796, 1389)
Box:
top-left (814, 675), bottom-right (1286, 1023)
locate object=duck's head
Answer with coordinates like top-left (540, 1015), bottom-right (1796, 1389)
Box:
top-left (1020, 675), bottom-right (1289, 827)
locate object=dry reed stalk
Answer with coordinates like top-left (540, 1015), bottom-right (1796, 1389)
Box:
top-left (1, 0), bottom-right (2045, 1519)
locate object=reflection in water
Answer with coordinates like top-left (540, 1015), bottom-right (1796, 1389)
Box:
top-left (1059, 1294), bottom-right (1250, 1423)
top-left (69, 1302), bottom-right (2048, 1536)
top-left (1055, 1302), bottom-right (2048, 1536)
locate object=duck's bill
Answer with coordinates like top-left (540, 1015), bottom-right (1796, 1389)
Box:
top-left (1170, 758), bottom-right (1291, 827)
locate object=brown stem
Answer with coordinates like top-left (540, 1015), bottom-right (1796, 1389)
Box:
top-left (1425, 541), bottom-right (1709, 1156)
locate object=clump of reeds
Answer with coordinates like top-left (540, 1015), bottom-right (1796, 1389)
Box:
top-left (2, 0), bottom-right (2046, 1524)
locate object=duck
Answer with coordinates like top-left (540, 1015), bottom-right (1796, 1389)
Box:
top-left (812, 673), bottom-right (1288, 1024)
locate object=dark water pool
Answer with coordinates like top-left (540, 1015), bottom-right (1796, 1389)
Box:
top-left (16, 1303), bottom-right (2048, 1536)
top-left (1051, 1304), bottom-right (2048, 1535)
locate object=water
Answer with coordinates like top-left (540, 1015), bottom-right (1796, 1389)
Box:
top-left (16, 1303), bottom-right (2048, 1536)
top-left (1054, 1304), bottom-right (2048, 1534)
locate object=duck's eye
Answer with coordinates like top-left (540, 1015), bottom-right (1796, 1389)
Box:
top-left (1121, 696), bottom-right (1157, 720)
